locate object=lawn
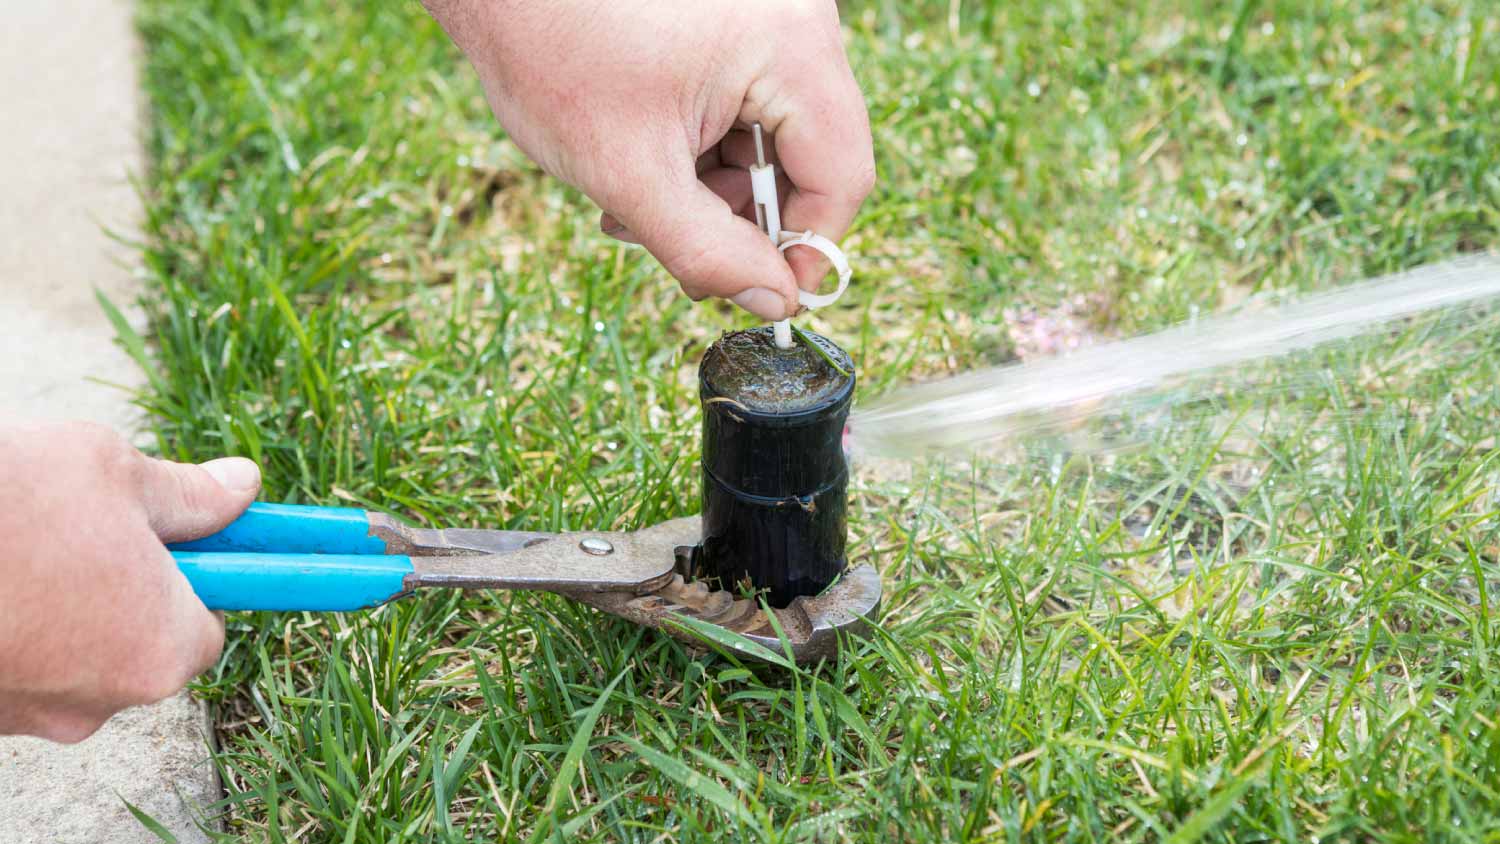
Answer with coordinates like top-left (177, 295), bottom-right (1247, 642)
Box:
top-left (129, 0), bottom-right (1499, 841)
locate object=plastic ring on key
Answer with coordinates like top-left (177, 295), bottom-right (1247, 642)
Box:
top-left (777, 230), bottom-right (852, 310)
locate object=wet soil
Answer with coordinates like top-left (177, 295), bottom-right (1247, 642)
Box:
top-left (701, 327), bottom-right (854, 413)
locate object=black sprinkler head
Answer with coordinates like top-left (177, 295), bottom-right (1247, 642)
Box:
top-left (695, 326), bottom-right (855, 608)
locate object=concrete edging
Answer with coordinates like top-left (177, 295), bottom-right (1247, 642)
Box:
top-left (0, 1), bottom-right (222, 841)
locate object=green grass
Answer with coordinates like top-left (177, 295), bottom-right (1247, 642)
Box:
top-left (127, 0), bottom-right (1500, 841)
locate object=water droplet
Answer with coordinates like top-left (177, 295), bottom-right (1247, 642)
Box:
top-left (594, 321), bottom-right (605, 333)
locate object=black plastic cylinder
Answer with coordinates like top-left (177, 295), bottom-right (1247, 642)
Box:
top-left (696, 327), bottom-right (855, 607)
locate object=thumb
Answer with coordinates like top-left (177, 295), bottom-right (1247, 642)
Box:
top-left (140, 456), bottom-right (261, 543)
top-left (608, 166), bottom-right (799, 320)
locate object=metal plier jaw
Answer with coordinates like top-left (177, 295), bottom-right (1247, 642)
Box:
top-left (170, 504), bottom-right (880, 665)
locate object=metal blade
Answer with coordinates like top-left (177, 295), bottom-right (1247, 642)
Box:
top-left (402, 518), bottom-right (694, 594)
top-left (368, 513), bottom-right (556, 556)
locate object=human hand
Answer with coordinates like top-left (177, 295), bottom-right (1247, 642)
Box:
top-left (0, 422), bottom-right (260, 742)
top-left (423, 0), bottom-right (875, 320)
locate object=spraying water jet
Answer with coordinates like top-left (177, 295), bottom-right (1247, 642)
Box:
top-left (848, 255), bottom-right (1500, 458)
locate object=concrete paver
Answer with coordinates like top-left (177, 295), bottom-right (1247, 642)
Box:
top-left (2, 697), bottom-right (219, 843)
top-left (0, 1), bottom-right (220, 841)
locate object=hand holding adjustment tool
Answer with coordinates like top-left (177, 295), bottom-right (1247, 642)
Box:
top-left (170, 502), bottom-right (880, 664)
top-left (749, 122), bottom-right (853, 349)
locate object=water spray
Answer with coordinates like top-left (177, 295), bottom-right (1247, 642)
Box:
top-left (849, 254), bottom-right (1500, 458)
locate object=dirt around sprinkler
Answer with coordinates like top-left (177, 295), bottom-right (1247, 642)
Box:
top-left (701, 327), bottom-right (854, 414)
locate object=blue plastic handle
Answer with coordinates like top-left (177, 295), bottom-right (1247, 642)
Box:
top-left (169, 502), bottom-right (388, 554)
top-left (173, 552), bottom-right (414, 611)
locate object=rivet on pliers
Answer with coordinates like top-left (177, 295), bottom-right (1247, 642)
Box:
top-left (578, 537), bottom-right (614, 556)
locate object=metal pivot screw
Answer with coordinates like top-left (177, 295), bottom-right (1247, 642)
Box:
top-left (579, 537), bottom-right (614, 556)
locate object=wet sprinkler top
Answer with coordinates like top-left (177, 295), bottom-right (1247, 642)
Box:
top-left (701, 327), bottom-right (855, 414)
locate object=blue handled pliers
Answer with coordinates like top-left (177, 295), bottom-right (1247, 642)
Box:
top-left (168, 503), bottom-right (881, 664)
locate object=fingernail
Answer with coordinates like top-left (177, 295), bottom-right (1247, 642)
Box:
top-left (731, 287), bottom-right (789, 320)
top-left (200, 457), bottom-right (261, 493)
top-left (604, 226), bottom-right (642, 245)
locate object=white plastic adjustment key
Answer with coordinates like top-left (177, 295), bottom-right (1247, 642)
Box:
top-left (750, 123), bottom-right (796, 348)
top-left (778, 230), bottom-right (852, 310)
top-left (746, 123), bottom-right (854, 346)
top-left (750, 165), bottom-right (781, 246)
